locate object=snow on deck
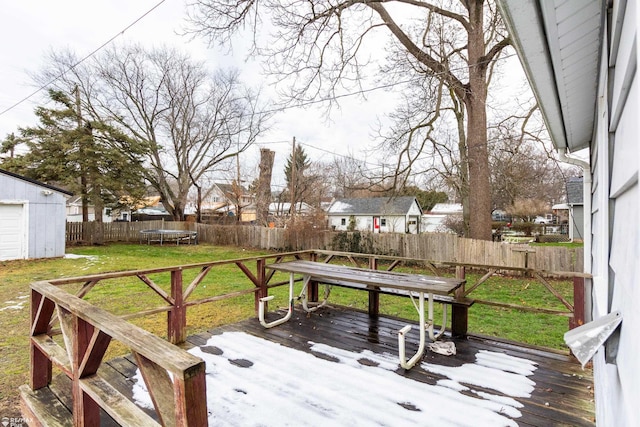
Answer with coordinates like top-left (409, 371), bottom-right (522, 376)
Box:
top-left (132, 331), bottom-right (537, 426)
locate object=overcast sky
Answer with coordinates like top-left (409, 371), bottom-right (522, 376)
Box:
top-left (1, 1), bottom-right (539, 195)
top-left (0, 0), bottom-right (402, 190)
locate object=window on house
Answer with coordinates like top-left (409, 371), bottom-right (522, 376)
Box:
top-left (341, 218), bottom-right (346, 226)
top-left (380, 218), bottom-right (387, 227)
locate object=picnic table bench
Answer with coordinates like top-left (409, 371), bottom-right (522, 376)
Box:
top-left (263, 260), bottom-right (470, 369)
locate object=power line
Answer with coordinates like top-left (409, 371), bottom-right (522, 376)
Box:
top-left (0, 0), bottom-right (167, 118)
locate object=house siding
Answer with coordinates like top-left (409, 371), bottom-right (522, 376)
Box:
top-left (327, 197), bottom-right (422, 234)
top-left (0, 171), bottom-right (68, 260)
top-left (591, 2), bottom-right (639, 425)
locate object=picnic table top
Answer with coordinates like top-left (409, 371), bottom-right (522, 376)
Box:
top-left (266, 260), bottom-right (465, 295)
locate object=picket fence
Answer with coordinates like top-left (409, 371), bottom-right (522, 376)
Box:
top-left (66, 221), bottom-right (583, 273)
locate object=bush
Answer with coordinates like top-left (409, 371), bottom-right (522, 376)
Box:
top-left (331, 231), bottom-right (374, 254)
top-left (509, 221), bottom-right (541, 236)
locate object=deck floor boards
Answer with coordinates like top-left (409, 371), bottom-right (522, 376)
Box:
top-left (27, 305), bottom-right (595, 426)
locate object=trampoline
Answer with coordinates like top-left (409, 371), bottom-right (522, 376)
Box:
top-left (139, 229), bottom-right (198, 246)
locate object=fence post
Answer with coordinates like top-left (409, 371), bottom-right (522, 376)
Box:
top-left (451, 266), bottom-right (468, 337)
top-left (168, 269), bottom-right (186, 344)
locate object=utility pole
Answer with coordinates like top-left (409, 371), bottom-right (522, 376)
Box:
top-left (290, 136), bottom-right (296, 226)
top-left (74, 85), bottom-right (89, 223)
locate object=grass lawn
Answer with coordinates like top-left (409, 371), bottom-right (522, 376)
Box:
top-left (0, 243), bottom-right (575, 417)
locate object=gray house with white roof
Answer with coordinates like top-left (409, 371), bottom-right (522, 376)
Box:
top-left (327, 196), bottom-right (422, 234)
top-left (566, 177), bottom-right (584, 241)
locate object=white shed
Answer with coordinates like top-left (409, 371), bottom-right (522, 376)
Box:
top-left (0, 169), bottom-right (72, 261)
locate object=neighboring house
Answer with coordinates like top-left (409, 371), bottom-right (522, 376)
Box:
top-left (132, 196), bottom-right (173, 221)
top-left (566, 177), bottom-right (585, 241)
top-left (422, 203), bottom-right (463, 233)
top-left (266, 202), bottom-right (314, 227)
top-left (66, 195), bottom-right (115, 223)
top-left (327, 197), bottom-right (422, 234)
top-left (0, 168), bottom-right (72, 261)
top-left (499, 1), bottom-right (637, 425)
top-left (198, 183), bottom-right (255, 222)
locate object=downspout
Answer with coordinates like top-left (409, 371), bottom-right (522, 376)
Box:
top-left (557, 148), bottom-right (591, 272)
top-left (557, 147), bottom-right (592, 324)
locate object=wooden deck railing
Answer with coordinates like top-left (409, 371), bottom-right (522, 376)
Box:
top-left (22, 249), bottom-right (589, 425)
top-left (24, 281), bottom-right (207, 426)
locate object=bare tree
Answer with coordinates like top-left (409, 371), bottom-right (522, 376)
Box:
top-left (489, 104), bottom-right (578, 211)
top-left (37, 45), bottom-right (270, 221)
top-left (186, 0), bottom-right (510, 240)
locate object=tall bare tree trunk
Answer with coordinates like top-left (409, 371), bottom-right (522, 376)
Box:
top-left (256, 148), bottom-right (275, 226)
top-left (465, 1), bottom-right (493, 241)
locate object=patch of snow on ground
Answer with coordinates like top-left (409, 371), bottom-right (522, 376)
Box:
top-left (0, 297), bottom-right (27, 311)
top-left (64, 253), bottom-right (98, 260)
top-left (133, 332), bottom-right (538, 426)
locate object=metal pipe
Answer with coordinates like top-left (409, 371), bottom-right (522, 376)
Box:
top-left (556, 148), bottom-right (591, 260)
top-left (557, 147), bottom-right (592, 322)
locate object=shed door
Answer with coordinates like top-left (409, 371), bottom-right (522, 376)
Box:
top-left (0, 204), bottom-right (26, 261)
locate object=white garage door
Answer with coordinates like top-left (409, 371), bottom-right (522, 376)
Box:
top-left (0, 204), bottom-right (26, 261)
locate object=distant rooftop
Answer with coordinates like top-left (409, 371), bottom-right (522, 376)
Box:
top-left (328, 197), bottom-right (420, 215)
top-left (566, 177), bottom-right (584, 205)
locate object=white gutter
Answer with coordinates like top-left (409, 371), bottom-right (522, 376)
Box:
top-left (557, 148), bottom-right (591, 275)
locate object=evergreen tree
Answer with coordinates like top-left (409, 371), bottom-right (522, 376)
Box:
top-left (10, 90), bottom-right (146, 228)
top-left (283, 144), bottom-right (311, 212)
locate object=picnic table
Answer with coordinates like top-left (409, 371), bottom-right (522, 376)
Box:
top-left (263, 260), bottom-right (466, 369)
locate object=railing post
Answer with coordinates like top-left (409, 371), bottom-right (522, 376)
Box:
top-left (72, 316), bottom-right (100, 426)
top-left (570, 276), bottom-right (585, 329)
top-left (168, 269), bottom-right (186, 344)
top-left (175, 362), bottom-right (208, 426)
top-left (451, 266), bottom-right (468, 337)
top-left (30, 289), bottom-right (53, 390)
top-left (368, 257), bottom-right (380, 317)
top-left (255, 259), bottom-right (268, 314)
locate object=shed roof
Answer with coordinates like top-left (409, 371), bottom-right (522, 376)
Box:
top-left (328, 196), bottom-right (421, 215)
top-left (0, 168), bottom-right (73, 196)
top-left (497, 0), bottom-right (603, 152)
top-left (566, 176), bottom-right (584, 205)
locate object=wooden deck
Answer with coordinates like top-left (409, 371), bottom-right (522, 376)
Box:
top-left (26, 306), bottom-right (595, 426)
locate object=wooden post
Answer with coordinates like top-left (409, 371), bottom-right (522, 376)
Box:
top-left (255, 259), bottom-right (267, 313)
top-left (308, 252), bottom-right (319, 302)
top-left (368, 257), bottom-right (380, 317)
top-left (451, 266), bottom-right (468, 337)
top-left (174, 362), bottom-right (208, 427)
top-left (570, 276), bottom-right (585, 329)
top-left (168, 269), bottom-right (186, 344)
top-left (30, 290), bottom-right (53, 390)
top-left (72, 317), bottom-right (100, 426)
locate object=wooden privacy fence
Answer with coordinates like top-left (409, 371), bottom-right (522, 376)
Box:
top-left (67, 222), bottom-right (584, 273)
